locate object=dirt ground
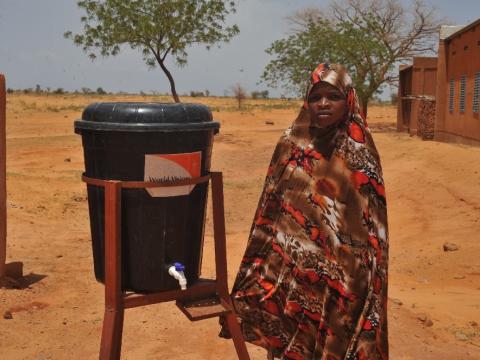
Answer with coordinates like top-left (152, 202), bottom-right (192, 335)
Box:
top-left (0, 93), bottom-right (479, 359)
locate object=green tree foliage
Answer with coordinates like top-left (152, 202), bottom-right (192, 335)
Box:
top-left (65, 0), bottom-right (239, 102)
top-left (261, 18), bottom-right (340, 98)
top-left (261, 0), bottom-right (441, 116)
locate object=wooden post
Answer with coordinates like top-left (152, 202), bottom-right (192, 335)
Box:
top-left (0, 75), bottom-right (23, 284)
top-left (0, 74), bottom-right (6, 279)
top-left (211, 172), bottom-right (250, 360)
top-left (211, 172), bottom-right (228, 300)
top-left (99, 181), bottom-right (124, 360)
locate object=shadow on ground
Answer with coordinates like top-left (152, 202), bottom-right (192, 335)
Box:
top-left (0, 272), bottom-right (47, 290)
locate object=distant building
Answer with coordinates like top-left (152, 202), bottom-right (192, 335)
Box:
top-left (397, 57), bottom-right (437, 136)
top-left (435, 19), bottom-right (480, 146)
top-left (397, 18), bottom-right (480, 146)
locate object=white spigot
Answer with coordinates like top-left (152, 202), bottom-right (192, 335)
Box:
top-left (168, 262), bottom-right (187, 290)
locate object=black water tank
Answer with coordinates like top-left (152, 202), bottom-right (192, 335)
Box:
top-left (74, 102), bottom-right (219, 293)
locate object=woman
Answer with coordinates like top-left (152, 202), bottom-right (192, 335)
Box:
top-left (221, 63), bottom-right (388, 359)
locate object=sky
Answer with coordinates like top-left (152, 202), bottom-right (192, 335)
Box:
top-left (0, 0), bottom-right (479, 98)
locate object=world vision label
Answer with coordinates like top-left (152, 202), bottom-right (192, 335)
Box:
top-left (144, 152), bottom-right (201, 197)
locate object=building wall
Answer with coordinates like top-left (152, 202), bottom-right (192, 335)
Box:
top-left (435, 21), bottom-right (480, 145)
top-left (397, 57), bottom-right (437, 135)
top-left (411, 57), bottom-right (438, 96)
top-left (397, 66), bottom-right (411, 132)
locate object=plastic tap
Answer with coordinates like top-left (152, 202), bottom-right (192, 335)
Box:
top-left (168, 262), bottom-right (187, 290)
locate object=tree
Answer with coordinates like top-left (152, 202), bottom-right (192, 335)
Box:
top-left (261, 17), bottom-right (339, 97)
top-left (65, 0), bottom-right (239, 103)
top-left (190, 90), bottom-right (205, 97)
top-left (261, 0), bottom-right (442, 116)
top-left (251, 90), bottom-right (269, 99)
top-left (231, 83), bottom-right (246, 109)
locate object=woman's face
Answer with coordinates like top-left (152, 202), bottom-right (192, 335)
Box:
top-left (307, 82), bottom-right (347, 128)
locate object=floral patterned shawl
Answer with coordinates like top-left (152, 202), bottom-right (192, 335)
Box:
top-left (221, 63), bottom-right (389, 360)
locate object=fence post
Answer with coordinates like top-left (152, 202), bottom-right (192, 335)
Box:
top-left (0, 74), bottom-right (6, 278)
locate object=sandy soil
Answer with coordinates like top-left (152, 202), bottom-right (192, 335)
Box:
top-left (0, 93), bottom-right (479, 359)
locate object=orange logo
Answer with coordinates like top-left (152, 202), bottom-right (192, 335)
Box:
top-left (144, 152), bottom-right (201, 197)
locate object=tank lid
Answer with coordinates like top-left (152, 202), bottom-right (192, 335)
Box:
top-left (75, 102), bottom-right (219, 132)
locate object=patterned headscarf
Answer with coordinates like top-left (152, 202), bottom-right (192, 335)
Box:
top-left (303, 63), bottom-right (362, 125)
top-left (222, 63), bottom-right (388, 359)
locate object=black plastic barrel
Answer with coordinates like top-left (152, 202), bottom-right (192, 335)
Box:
top-left (74, 102), bottom-right (219, 293)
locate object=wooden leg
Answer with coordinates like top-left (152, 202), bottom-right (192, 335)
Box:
top-left (210, 172), bottom-right (229, 299)
top-left (211, 172), bottom-right (250, 360)
top-left (100, 181), bottom-right (123, 360)
top-left (225, 311), bottom-right (250, 360)
top-left (100, 307), bottom-right (124, 360)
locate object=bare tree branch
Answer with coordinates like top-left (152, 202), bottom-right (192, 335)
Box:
top-left (262, 0), bottom-right (444, 115)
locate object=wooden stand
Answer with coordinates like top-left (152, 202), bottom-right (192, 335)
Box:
top-left (82, 172), bottom-right (250, 360)
top-left (0, 74), bottom-right (23, 286)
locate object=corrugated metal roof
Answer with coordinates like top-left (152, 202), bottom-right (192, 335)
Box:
top-left (440, 25), bottom-right (465, 40)
top-left (443, 17), bottom-right (480, 41)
